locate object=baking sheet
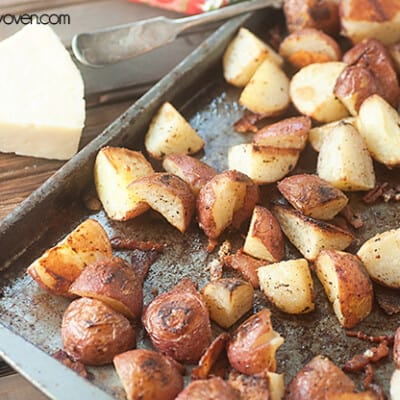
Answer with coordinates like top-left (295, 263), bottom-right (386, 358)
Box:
top-left (0, 7), bottom-right (399, 399)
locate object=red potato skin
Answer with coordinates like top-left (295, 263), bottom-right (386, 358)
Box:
top-left (394, 327), bottom-right (400, 368)
top-left (142, 278), bottom-right (212, 364)
top-left (113, 349), bottom-right (183, 400)
top-left (61, 298), bottom-right (136, 365)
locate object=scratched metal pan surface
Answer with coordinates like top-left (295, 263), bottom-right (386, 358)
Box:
top-left (0, 7), bottom-right (399, 400)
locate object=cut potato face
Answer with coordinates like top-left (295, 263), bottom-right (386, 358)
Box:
top-left (290, 62), bottom-right (349, 123)
top-left (277, 174), bottom-right (348, 220)
top-left (94, 147), bottom-right (154, 221)
top-left (391, 369), bottom-right (400, 400)
top-left (317, 122), bottom-right (375, 191)
top-left (144, 102), bottom-right (204, 159)
top-left (27, 219), bottom-right (112, 296)
top-left (258, 258), bottom-right (315, 314)
top-left (273, 204), bottom-right (353, 261)
top-left (279, 28), bottom-right (341, 70)
top-left (201, 278), bottom-right (254, 329)
top-left (315, 250), bottom-right (373, 328)
top-left (223, 27), bottom-right (283, 87)
top-left (129, 173), bottom-right (195, 233)
top-left (228, 143), bottom-right (299, 185)
top-left (357, 94), bottom-right (400, 168)
top-left (267, 372), bottom-right (285, 400)
top-left (357, 228), bottom-right (400, 288)
top-left (239, 59), bottom-right (290, 116)
top-left (243, 206), bottom-right (284, 262)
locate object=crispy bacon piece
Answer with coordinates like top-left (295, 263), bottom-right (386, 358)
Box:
top-left (234, 111), bottom-right (268, 133)
top-left (53, 349), bottom-right (92, 379)
top-left (346, 330), bottom-right (394, 344)
top-left (343, 341), bottom-right (390, 372)
top-left (130, 249), bottom-right (160, 282)
top-left (340, 205), bottom-right (364, 229)
top-left (111, 236), bottom-right (164, 252)
top-left (363, 364), bottom-right (386, 400)
top-left (363, 183), bottom-right (389, 204)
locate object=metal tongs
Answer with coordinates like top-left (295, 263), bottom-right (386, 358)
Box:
top-left (72, 0), bottom-right (282, 67)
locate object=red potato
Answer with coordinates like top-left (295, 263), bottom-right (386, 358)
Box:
top-left (228, 371), bottom-right (270, 400)
top-left (61, 298), bottom-right (135, 366)
top-left (114, 349), bottom-right (183, 400)
top-left (176, 377), bottom-right (240, 400)
top-left (394, 326), bottom-right (400, 368)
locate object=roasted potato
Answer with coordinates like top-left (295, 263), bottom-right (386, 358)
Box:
top-left (69, 257), bottom-right (143, 320)
top-left (228, 144), bottom-right (300, 185)
top-left (27, 219), bottom-right (112, 296)
top-left (340, 0), bottom-right (400, 45)
top-left (395, 327), bottom-right (400, 368)
top-left (357, 94), bottom-right (400, 168)
top-left (253, 116), bottom-right (310, 150)
top-left (162, 154), bottom-right (217, 195)
top-left (129, 173), bottom-right (195, 233)
top-left (277, 174), bottom-right (348, 220)
top-left (317, 122), bottom-right (375, 191)
top-left (201, 278), bottom-right (254, 329)
top-left (61, 298), bottom-right (136, 365)
top-left (389, 42), bottom-right (400, 74)
top-left (223, 27), bottom-right (283, 87)
top-left (273, 203), bottom-right (353, 261)
top-left (228, 371), bottom-right (270, 400)
top-left (114, 349), bottom-right (183, 400)
top-left (285, 355), bottom-right (355, 399)
top-left (243, 206), bottom-right (284, 262)
top-left (197, 170), bottom-right (259, 247)
top-left (325, 393), bottom-right (377, 400)
top-left (239, 59), bottom-right (290, 116)
top-left (144, 102), bottom-right (204, 159)
top-left (279, 28), bottom-right (341, 69)
top-left (290, 62), bottom-right (349, 123)
top-left (94, 147), bottom-right (154, 221)
top-left (391, 369), bottom-right (400, 400)
top-left (258, 258), bottom-right (315, 314)
top-left (315, 250), bottom-right (373, 328)
top-left (227, 309), bottom-right (284, 375)
top-left (267, 372), bottom-right (285, 400)
top-left (357, 228), bottom-right (400, 288)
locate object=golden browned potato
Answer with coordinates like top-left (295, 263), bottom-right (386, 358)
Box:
top-left (162, 154), bottom-right (217, 195)
top-left (94, 147), bottom-right (154, 221)
top-left (129, 173), bottom-right (195, 233)
top-left (285, 355), bottom-right (356, 400)
top-left (258, 258), bottom-right (315, 314)
top-left (201, 278), bottom-right (254, 329)
top-left (273, 203), bottom-right (354, 261)
top-left (69, 257), bottom-right (143, 320)
top-left (357, 228), bottom-right (400, 288)
top-left (243, 206), bottom-right (284, 262)
top-left (114, 349), bottom-right (183, 400)
top-left (267, 372), bottom-right (285, 400)
top-left (27, 219), bottom-right (112, 296)
top-left (279, 28), bottom-right (341, 69)
top-left (197, 170), bottom-right (259, 249)
top-left (277, 174), bottom-right (348, 220)
top-left (61, 298), bottom-right (135, 365)
top-left (340, 0), bottom-right (400, 45)
top-left (176, 377), bottom-right (240, 400)
top-left (283, 0), bottom-right (340, 36)
top-left (145, 102), bottom-right (204, 159)
top-left (326, 391), bottom-right (380, 399)
top-left (391, 369), bottom-right (400, 400)
top-left (227, 309), bottom-right (284, 375)
top-left (253, 116), bottom-right (311, 150)
top-left (290, 62), bottom-right (349, 123)
top-left (315, 250), bottom-right (373, 328)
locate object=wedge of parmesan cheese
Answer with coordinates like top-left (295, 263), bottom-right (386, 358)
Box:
top-left (0, 24), bottom-right (85, 160)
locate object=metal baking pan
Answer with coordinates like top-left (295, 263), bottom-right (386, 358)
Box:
top-left (0, 7), bottom-right (399, 400)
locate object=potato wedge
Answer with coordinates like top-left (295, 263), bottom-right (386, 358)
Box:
top-left (258, 258), bottom-right (315, 314)
top-left (317, 122), bottom-right (375, 191)
top-left (239, 59), bottom-right (290, 116)
top-left (279, 28), bottom-right (341, 69)
top-left (201, 278), bottom-right (254, 328)
top-left (357, 94), bottom-right (400, 168)
top-left (267, 372), bottom-right (285, 400)
top-left (340, 0), bottom-right (400, 45)
top-left (290, 62), bottom-right (349, 123)
top-left (144, 102), bottom-right (204, 159)
top-left (272, 203), bottom-right (353, 261)
top-left (129, 173), bottom-right (195, 233)
top-left (243, 206), bottom-right (284, 262)
top-left (94, 147), bottom-right (154, 221)
top-left (228, 371), bottom-right (270, 399)
top-left (357, 228), bottom-right (400, 288)
top-left (391, 369), bottom-right (400, 400)
top-left (197, 170), bottom-right (259, 246)
top-left (223, 27), bottom-right (283, 87)
top-left (277, 174), bottom-right (348, 220)
top-left (315, 250), bottom-right (373, 328)
top-left (325, 393), bottom-right (377, 400)
top-left (228, 144), bottom-right (299, 185)
top-left (28, 219), bottom-right (112, 296)
top-left (162, 154), bottom-right (217, 195)
top-left (253, 116), bottom-right (310, 150)
top-left (389, 42), bottom-right (400, 74)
